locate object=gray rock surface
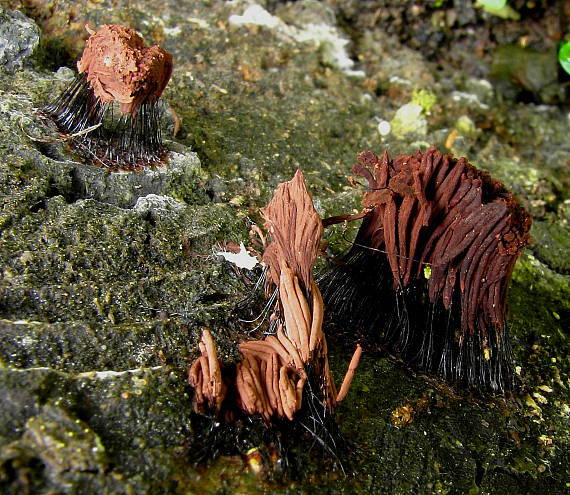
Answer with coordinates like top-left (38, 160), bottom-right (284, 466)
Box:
top-left (0, 8), bottom-right (40, 72)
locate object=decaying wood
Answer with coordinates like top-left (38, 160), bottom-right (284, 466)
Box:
top-left (188, 169), bottom-right (361, 421)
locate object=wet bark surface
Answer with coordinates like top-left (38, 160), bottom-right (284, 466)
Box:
top-left (0, 1), bottom-right (569, 493)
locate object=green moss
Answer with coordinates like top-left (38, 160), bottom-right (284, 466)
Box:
top-left (0, 195), bottom-right (248, 323)
top-left (412, 88), bottom-right (437, 112)
top-left (31, 36), bottom-right (75, 72)
top-left (530, 220), bottom-right (570, 273)
top-left (0, 367), bottom-right (196, 492)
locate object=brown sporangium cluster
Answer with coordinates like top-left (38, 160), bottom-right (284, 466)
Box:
top-left (321, 147), bottom-right (531, 393)
top-left (188, 170), bottom-right (362, 422)
top-left (43, 24), bottom-right (173, 171)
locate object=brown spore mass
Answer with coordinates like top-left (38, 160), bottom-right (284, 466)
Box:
top-left (353, 147), bottom-right (531, 338)
top-left (319, 147), bottom-right (532, 392)
top-left (78, 24), bottom-right (173, 115)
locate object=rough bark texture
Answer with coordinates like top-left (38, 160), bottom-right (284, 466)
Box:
top-left (0, 1), bottom-right (569, 493)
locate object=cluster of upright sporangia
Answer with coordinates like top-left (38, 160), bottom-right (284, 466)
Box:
top-left (43, 24), bottom-right (173, 170)
top-left (188, 170), bottom-right (362, 422)
top-left (320, 147), bottom-right (531, 393)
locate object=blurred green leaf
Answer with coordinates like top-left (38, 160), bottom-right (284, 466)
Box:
top-left (559, 41), bottom-right (570, 76)
top-left (478, 0), bottom-right (507, 8)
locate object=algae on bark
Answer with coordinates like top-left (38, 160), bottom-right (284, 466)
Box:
top-left (1, 1), bottom-right (569, 493)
